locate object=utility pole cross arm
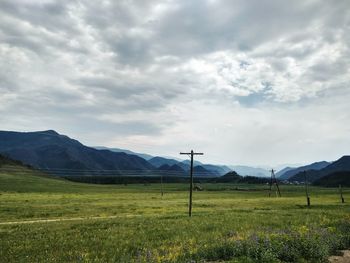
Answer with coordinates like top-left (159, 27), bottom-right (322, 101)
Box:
top-left (180, 152), bottom-right (203, 155)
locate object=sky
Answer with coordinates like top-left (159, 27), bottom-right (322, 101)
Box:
top-left (0, 0), bottom-right (349, 166)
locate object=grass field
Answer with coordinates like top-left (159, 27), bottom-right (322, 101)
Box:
top-left (1, 165), bottom-right (350, 262)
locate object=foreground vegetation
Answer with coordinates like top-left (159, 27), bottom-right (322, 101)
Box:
top-left (0, 165), bottom-right (349, 262)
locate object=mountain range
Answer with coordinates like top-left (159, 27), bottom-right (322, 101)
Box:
top-left (229, 165), bottom-right (270, 177)
top-left (93, 146), bottom-right (153, 160)
top-left (0, 130), bottom-right (154, 175)
top-left (277, 161), bottom-right (330, 180)
top-left (288, 156), bottom-right (350, 183)
top-left (1, 130), bottom-right (349, 184)
top-left (275, 167), bottom-right (295, 178)
top-left (0, 130), bottom-right (228, 177)
top-left (148, 156), bottom-right (179, 167)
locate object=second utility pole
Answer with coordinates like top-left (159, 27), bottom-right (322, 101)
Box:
top-left (304, 171), bottom-right (311, 207)
top-left (268, 169), bottom-right (281, 197)
top-left (180, 150), bottom-right (203, 217)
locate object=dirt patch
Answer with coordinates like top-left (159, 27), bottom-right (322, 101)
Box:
top-left (329, 250), bottom-right (350, 263)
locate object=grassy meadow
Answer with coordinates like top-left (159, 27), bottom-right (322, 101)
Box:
top-left (1, 165), bottom-right (350, 262)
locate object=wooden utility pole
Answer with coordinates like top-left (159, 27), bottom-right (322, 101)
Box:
top-left (160, 173), bottom-right (164, 197)
top-left (339, 184), bottom-right (345, 203)
top-left (304, 171), bottom-right (310, 207)
top-left (268, 169), bottom-right (281, 197)
top-left (180, 150), bottom-right (203, 217)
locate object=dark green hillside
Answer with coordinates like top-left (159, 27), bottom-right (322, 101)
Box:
top-left (289, 156), bottom-right (350, 182)
top-left (212, 171), bottom-right (241, 183)
top-left (314, 171), bottom-right (350, 187)
top-left (0, 154), bottom-right (28, 166)
top-left (0, 154), bottom-right (104, 193)
top-left (211, 171), bottom-right (270, 184)
top-left (319, 156), bottom-right (350, 175)
top-left (289, 169), bottom-right (320, 182)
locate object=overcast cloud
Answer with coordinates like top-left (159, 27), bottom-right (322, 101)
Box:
top-left (0, 0), bottom-right (349, 166)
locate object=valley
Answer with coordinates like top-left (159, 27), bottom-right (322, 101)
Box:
top-left (1, 162), bottom-right (349, 262)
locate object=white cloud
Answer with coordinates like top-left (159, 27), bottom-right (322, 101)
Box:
top-left (0, 0), bottom-right (349, 165)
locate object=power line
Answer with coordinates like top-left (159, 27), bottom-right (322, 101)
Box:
top-left (0, 168), bottom-right (217, 177)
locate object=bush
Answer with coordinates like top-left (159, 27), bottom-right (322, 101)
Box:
top-left (192, 220), bottom-right (350, 262)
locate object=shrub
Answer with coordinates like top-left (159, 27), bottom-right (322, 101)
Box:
top-left (192, 220), bottom-right (350, 263)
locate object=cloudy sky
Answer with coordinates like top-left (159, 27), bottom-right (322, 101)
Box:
top-left (0, 0), bottom-right (349, 166)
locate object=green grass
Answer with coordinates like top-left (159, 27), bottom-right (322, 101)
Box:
top-left (1, 165), bottom-right (350, 262)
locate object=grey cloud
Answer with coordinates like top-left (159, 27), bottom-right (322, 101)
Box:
top-left (67, 118), bottom-right (163, 136)
top-left (71, 74), bottom-right (188, 110)
top-left (150, 0), bottom-right (326, 55)
top-left (308, 60), bottom-right (349, 82)
top-left (0, 86), bottom-right (167, 137)
top-left (72, 0), bottom-right (350, 106)
top-left (0, 71), bottom-right (19, 92)
top-left (0, 0), bottom-right (91, 59)
top-left (236, 92), bottom-right (268, 107)
top-left (0, 18), bottom-right (46, 54)
top-left (0, 0), bottom-right (350, 164)
top-left (112, 35), bottom-right (154, 66)
top-left (72, 76), bottom-right (148, 96)
top-left (0, 19), bottom-right (86, 58)
top-left (0, 0), bottom-right (76, 34)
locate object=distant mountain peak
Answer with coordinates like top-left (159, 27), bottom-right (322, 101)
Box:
top-left (93, 146), bottom-right (153, 160)
top-left (278, 161), bottom-right (330, 180)
top-left (40, 130), bottom-right (59, 135)
top-left (149, 156), bottom-right (178, 168)
top-left (288, 156), bottom-right (350, 183)
top-left (338, 155), bottom-right (350, 161)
